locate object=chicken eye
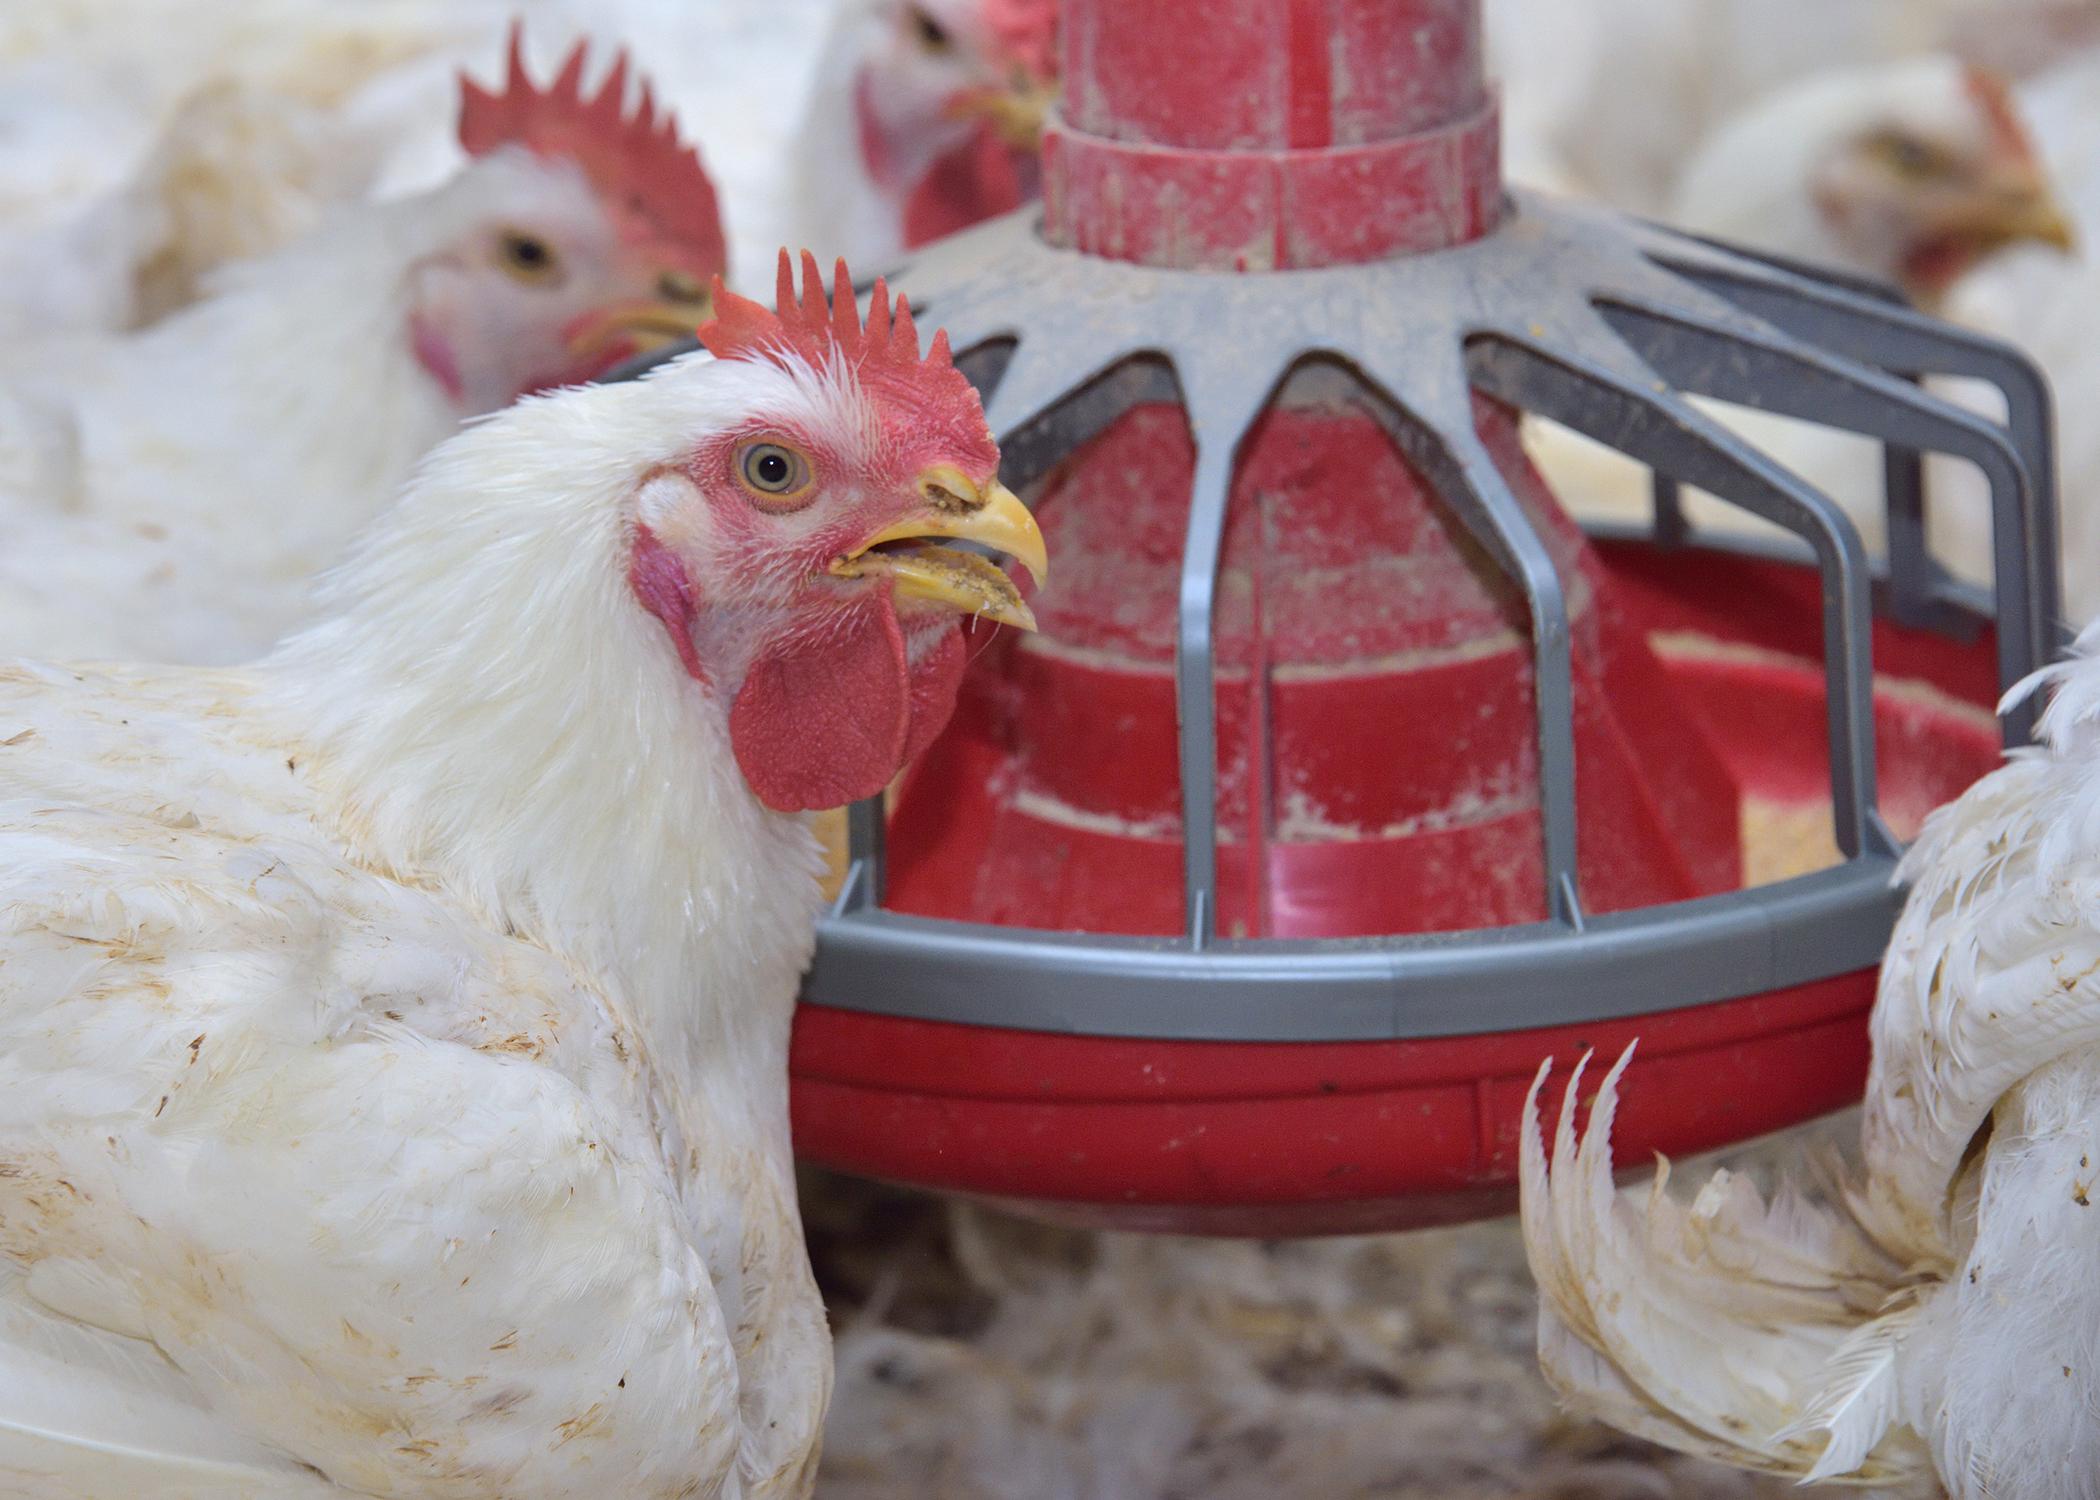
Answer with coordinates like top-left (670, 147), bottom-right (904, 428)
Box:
top-left (909, 5), bottom-right (952, 51)
top-left (737, 442), bottom-right (813, 503)
top-left (497, 230), bottom-right (561, 283)
top-left (1873, 133), bottom-right (1945, 177)
top-left (658, 269), bottom-right (709, 306)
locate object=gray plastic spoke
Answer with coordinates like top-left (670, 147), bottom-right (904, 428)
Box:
top-left (981, 339), bottom-right (1153, 446)
top-left (1338, 346), bottom-right (1585, 926)
top-left (993, 355), bottom-right (1180, 491)
top-left (1648, 254), bottom-right (2063, 649)
top-left (1594, 294), bottom-right (2048, 742)
top-left (837, 794), bottom-right (887, 915)
top-left (757, 200), bottom-right (2057, 1044)
top-left (1468, 326), bottom-right (1886, 859)
top-left (1165, 355), bottom-right (1278, 947)
top-left (1650, 474), bottom-right (1689, 545)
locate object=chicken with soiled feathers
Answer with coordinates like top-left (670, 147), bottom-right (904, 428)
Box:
top-left (0, 250), bottom-right (1046, 1498)
top-left (0, 29), bottom-right (722, 668)
top-left (1522, 623), bottom-right (2100, 1498)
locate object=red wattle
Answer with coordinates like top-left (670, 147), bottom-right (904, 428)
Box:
top-left (855, 71), bottom-right (900, 189)
top-left (731, 594), bottom-right (975, 813)
top-left (902, 124), bottom-right (1031, 249)
top-left (902, 626), bottom-right (966, 765)
top-left (733, 594), bottom-right (913, 812)
top-left (410, 314), bottom-right (464, 401)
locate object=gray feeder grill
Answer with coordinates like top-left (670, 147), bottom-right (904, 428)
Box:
top-left (612, 0), bottom-right (2059, 1235)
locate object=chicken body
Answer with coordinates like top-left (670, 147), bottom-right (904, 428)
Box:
top-left (0, 259), bottom-right (1044, 1497)
top-left (0, 659), bottom-right (827, 1499)
top-left (1936, 40), bottom-right (2100, 620)
top-left (1522, 624), bottom-right (2100, 1497)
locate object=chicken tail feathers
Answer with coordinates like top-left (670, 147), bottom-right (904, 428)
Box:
top-left (1518, 1045), bottom-right (1934, 1487)
top-left (1772, 1293), bottom-right (1922, 1483)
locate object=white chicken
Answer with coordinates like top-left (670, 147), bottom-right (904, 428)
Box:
top-left (1521, 622), bottom-right (2100, 1498)
top-left (1672, 57), bottom-right (2073, 307)
top-left (1934, 38), bottom-right (2100, 621)
top-left (0, 33), bottom-right (723, 667)
top-left (782, 0), bottom-right (1057, 270)
top-left (0, 251), bottom-right (1047, 1499)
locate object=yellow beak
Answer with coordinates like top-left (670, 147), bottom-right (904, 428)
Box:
top-left (830, 471), bottom-right (1047, 632)
top-left (946, 74), bottom-right (1056, 151)
top-left (565, 300), bottom-right (709, 360)
top-left (1997, 192), bottom-right (2078, 254)
top-left (1955, 162), bottom-right (2078, 255)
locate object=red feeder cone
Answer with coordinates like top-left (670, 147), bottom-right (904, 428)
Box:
top-left (769, 0), bottom-right (2057, 1233)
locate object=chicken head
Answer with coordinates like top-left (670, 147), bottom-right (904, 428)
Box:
top-left (630, 250), bottom-right (1045, 812)
top-left (407, 28), bottom-right (726, 415)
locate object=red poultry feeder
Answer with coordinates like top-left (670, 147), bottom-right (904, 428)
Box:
top-left (772, 0), bottom-right (2063, 1235)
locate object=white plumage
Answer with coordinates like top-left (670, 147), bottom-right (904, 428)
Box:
top-left (0, 257), bottom-right (1046, 1488)
top-left (1522, 622), bottom-right (2100, 1497)
top-left (0, 0), bottom-right (505, 338)
top-left (0, 73), bottom-right (728, 666)
top-left (0, 371), bottom-right (842, 1496)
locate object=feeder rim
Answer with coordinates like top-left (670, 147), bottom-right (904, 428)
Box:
top-left (805, 846), bottom-right (1902, 1042)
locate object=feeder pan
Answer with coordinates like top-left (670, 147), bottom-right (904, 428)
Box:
top-left (617, 0), bottom-right (2060, 1235)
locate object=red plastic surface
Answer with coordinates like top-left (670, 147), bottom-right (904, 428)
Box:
top-left (882, 395), bottom-right (1744, 939)
top-left (1043, 0), bottom-right (1500, 267)
top-left (788, 0), bottom-right (2011, 1234)
top-left (1062, 0), bottom-right (1481, 147)
top-left (792, 973), bottom-right (1874, 1236)
top-left (788, 544), bottom-right (2005, 1235)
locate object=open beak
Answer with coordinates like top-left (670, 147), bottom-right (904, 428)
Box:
top-left (564, 300), bottom-right (709, 361)
top-left (945, 73), bottom-right (1056, 151)
top-left (830, 468), bottom-right (1048, 632)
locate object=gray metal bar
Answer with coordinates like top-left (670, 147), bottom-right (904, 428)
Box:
top-left (1176, 435), bottom-right (1232, 947)
top-left (1469, 330), bottom-right (1884, 859)
top-left (1330, 352), bottom-right (1585, 927)
top-left (992, 357), bottom-right (1179, 490)
top-left (1879, 431), bottom-right (1963, 633)
top-left (1651, 473), bottom-right (1689, 546)
top-left (1170, 365), bottom-right (1273, 947)
top-left (1429, 422), bottom-right (1584, 926)
top-left (1655, 260), bottom-right (2064, 665)
top-left (838, 794), bottom-right (886, 914)
top-left (1596, 293), bottom-right (2049, 744)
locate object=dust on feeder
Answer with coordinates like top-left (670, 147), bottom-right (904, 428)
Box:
top-left (620, 0), bottom-right (2061, 1237)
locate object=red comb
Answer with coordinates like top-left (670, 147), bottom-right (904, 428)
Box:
top-left (700, 250), bottom-right (975, 404)
top-left (1963, 65), bottom-right (2037, 166)
top-left (984, 0), bottom-right (1060, 82)
top-left (458, 23), bottom-right (726, 278)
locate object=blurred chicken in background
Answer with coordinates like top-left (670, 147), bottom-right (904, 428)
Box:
top-left (781, 0), bottom-right (1057, 269)
top-left (0, 32), bottom-right (722, 666)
